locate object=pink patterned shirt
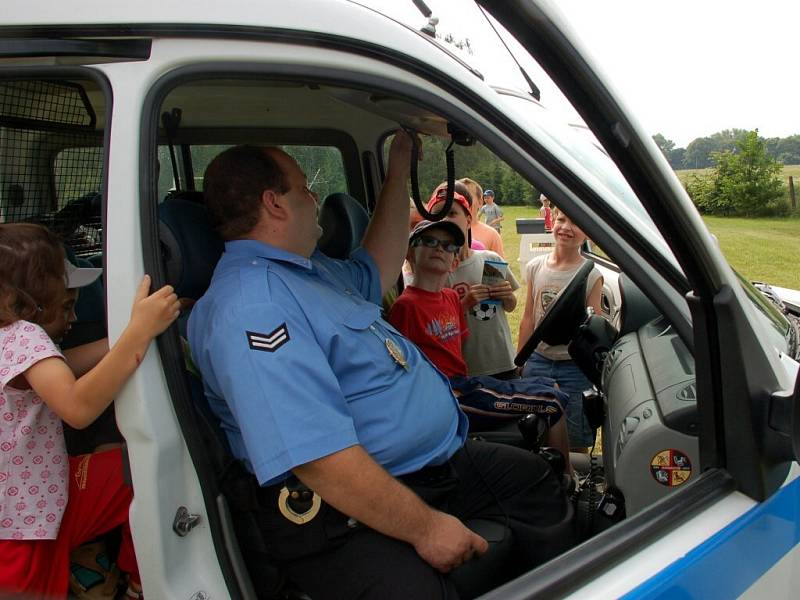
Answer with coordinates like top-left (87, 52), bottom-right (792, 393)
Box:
top-left (0, 320), bottom-right (67, 540)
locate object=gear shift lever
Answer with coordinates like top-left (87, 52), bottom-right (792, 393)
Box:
top-left (517, 413), bottom-right (548, 453)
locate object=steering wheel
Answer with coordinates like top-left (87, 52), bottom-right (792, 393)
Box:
top-left (514, 260), bottom-right (595, 367)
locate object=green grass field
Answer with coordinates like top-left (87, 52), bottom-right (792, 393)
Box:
top-left (494, 205), bottom-right (800, 348)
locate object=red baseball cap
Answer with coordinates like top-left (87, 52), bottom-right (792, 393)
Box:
top-left (426, 187), bottom-right (471, 217)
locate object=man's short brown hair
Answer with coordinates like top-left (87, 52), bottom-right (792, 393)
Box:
top-left (203, 145), bottom-right (289, 240)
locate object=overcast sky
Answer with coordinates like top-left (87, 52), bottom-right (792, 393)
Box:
top-left (554, 0), bottom-right (799, 147)
top-left (361, 0), bottom-right (799, 148)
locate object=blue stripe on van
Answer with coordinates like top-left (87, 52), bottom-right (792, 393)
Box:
top-left (622, 474), bottom-right (800, 599)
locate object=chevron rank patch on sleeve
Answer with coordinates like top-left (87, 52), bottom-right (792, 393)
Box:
top-left (246, 324), bottom-right (290, 353)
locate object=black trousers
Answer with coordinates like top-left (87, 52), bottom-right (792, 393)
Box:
top-left (256, 440), bottom-right (569, 600)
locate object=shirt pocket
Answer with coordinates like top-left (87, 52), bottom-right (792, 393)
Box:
top-left (340, 301), bottom-right (381, 331)
top-left (334, 303), bottom-right (397, 376)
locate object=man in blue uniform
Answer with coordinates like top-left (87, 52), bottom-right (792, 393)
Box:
top-left (188, 133), bottom-right (570, 599)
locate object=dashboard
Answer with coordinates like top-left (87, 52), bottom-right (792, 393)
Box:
top-left (601, 316), bottom-right (700, 514)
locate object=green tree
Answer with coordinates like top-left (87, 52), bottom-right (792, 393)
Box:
top-left (653, 133), bottom-right (687, 169)
top-left (709, 129), bottom-right (748, 151)
top-left (653, 133), bottom-right (675, 156)
top-left (670, 147), bottom-right (686, 169)
top-left (685, 130), bottom-right (787, 216)
top-left (773, 135), bottom-right (800, 164)
top-left (683, 136), bottom-right (717, 169)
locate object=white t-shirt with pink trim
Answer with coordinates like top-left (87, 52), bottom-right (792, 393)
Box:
top-left (0, 320), bottom-right (67, 540)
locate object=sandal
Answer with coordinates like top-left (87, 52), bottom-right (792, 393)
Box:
top-left (124, 586), bottom-right (143, 599)
top-left (123, 574), bottom-right (144, 600)
top-left (68, 539), bottom-right (121, 600)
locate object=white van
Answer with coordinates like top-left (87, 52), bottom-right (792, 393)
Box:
top-left (2, 1), bottom-right (799, 598)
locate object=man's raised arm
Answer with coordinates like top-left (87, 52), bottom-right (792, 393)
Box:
top-left (362, 131), bottom-right (415, 295)
top-left (293, 445), bottom-right (487, 573)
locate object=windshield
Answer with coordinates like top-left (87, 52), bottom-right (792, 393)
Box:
top-left (736, 272), bottom-right (793, 354)
top-left (350, 1), bottom-right (577, 111)
top-left (354, 0), bottom-right (682, 274)
top-left (497, 92), bottom-right (682, 272)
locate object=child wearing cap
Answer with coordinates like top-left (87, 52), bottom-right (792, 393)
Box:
top-left (478, 189), bottom-right (504, 233)
top-left (425, 186), bottom-right (519, 379)
top-left (401, 184), bottom-right (488, 288)
top-left (388, 219), bottom-right (572, 467)
top-left (0, 223), bottom-right (180, 598)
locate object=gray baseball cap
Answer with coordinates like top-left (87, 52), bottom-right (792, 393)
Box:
top-left (64, 259), bottom-right (102, 289)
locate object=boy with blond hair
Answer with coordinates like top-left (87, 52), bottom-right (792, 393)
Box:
top-left (518, 206), bottom-right (603, 450)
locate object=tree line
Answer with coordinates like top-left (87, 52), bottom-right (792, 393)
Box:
top-left (654, 130), bottom-right (800, 170)
top-left (414, 130), bottom-right (797, 217)
top-left (400, 136), bottom-right (541, 207)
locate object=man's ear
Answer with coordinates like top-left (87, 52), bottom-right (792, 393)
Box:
top-left (261, 188), bottom-right (287, 220)
top-left (405, 246), bottom-right (417, 266)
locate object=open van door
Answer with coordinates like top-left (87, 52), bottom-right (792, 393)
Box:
top-left (477, 2), bottom-right (800, 597)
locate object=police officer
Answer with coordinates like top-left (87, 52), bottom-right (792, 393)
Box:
top-left (189, 133), bottom-right (570, 599)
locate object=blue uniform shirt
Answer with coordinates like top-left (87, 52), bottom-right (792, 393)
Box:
top-left (188, 239), bottom-right (468, 486)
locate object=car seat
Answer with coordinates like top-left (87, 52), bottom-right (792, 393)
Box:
top-left (159, 193), bottom-right (285, 598)
top-left (158, 191), bottom-right (520, 598)
top-left (317, 192), bottom-right (371, 259)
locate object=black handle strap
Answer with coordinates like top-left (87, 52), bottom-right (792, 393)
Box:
top-left (409, 131), bottom-right (454, 222)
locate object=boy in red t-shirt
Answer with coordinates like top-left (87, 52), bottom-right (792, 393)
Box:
top-left (389, 220), bottom-right (572, 468)
top-left (389, 219), bottom-right (470, 378)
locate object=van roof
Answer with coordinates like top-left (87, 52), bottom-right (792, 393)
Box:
top-left (2, 0), bottom-right (487, 84)
top-left (3, 0), bottom-right (366, 27)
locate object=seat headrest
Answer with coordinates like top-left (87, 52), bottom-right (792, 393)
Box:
top-left (163, 190), bottom-right (205, 204)
top-left (158, 197), bottom-right (224, 300)
top-left (317, 193), bottom-right (370, 260)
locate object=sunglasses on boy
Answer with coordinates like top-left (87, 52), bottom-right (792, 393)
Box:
top-left (411, 235), bottom-right (462, 254)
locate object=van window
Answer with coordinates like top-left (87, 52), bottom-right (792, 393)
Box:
top-left (0, 79), bottom-right (104, 257)
top-left (54, 146), bottom-right (103, 209)
top-left (158, 144), bottom-right (347, 202)
top-left (382, 134), bottom-right (539, 207)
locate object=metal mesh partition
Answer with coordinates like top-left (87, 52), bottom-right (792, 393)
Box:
top-left (0, 79), bottom-right (103, 256)
top-left (0, 79), bottom-right (95, 127)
